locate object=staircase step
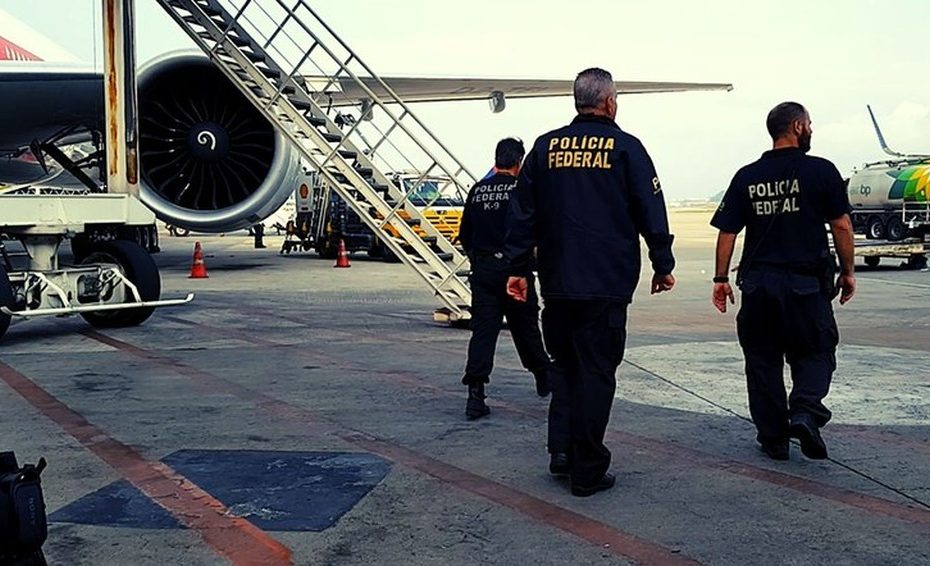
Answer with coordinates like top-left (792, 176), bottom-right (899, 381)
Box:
top-left (321, 132), bottom-right (342, 143)
top-left (240, 49), bottom-right (265, 63)
top-left (181, 15), bottom-right (205, 27)
top-left (289, 97), bottom-right (313, 111)
top-left (257, 66), bottom-right (281, 79)
top-left (305, 114), bottom-right (327, 127)
top-left (226, 33), bottom-right (251, 48)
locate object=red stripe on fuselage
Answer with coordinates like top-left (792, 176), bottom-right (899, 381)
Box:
top-left (0, 36), bottom-right (42, 61)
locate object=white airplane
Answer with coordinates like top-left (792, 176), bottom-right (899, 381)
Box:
top-left (0, 8), bottom-right (732, 237)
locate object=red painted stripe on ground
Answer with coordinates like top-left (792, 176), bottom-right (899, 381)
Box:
top-left (833, 425), bottom-right (930, 458)
top-left (345, 431), bottom-right (698, 566)
top-left (161, 313), bottom-right (930, 529)
top-left (83, 328), bottom-right (703, 565)
top-left (606, 431), bottom-right (930, 526)
top-left (0, 361), bottom-right (293, 566)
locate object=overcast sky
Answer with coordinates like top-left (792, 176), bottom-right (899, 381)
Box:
top-left (3, 0), bottom-right (928, 199)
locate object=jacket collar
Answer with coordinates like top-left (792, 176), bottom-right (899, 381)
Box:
top-left (571, 113), bottom-right (621, 129)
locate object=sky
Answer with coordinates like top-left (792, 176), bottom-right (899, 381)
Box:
top-left (2, 0), bottom-right (929, 200)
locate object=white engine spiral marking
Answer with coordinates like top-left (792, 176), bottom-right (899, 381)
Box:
top-left (197, 131), bottom-right (217, 151)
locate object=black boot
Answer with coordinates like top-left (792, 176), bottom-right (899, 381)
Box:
top-left (532, 367), bottom-right (551, 398)
top-left (466, 383), bottom-right (490, 420)
top-left (789, 415), bottom-right (828, 460)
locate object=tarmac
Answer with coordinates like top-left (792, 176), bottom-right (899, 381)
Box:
top-left (1, 209), bottom-right (929, 565)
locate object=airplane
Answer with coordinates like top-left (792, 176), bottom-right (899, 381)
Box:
top-left (0, 7), bottom-right (733, 242)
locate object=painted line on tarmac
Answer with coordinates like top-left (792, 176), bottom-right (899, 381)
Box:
top-left (857, 276), bottom-right (930, 290)
top-left (0, 360), bottom-right (294, 566)
top-left (832, 425), bottom-right (930, 458)
top-left (84, 327), bottom-right (701, 565)
top-left (162, 310), bottom-right (930, 530)
top-left (194, 300), bottom-right (930, 469)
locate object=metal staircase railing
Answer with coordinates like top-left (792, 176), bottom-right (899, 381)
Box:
top-left (156, 0), bottom-right (476, 321)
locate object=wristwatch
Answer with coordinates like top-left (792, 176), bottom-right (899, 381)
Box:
top-left (713, 276), bottom-right (729, 284)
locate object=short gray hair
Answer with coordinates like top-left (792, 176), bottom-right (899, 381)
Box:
top-left (574, 68), bottom-right (615, 111)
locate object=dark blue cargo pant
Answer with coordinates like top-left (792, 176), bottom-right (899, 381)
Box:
top-left (543, 300), bottom-right (627, 487)
top-left (462, 256), bottom-right (550, 385)
top-left (737, 268), bottom-right (838, 444)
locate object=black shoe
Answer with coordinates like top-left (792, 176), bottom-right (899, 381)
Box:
top-left (465, 384), bottom-right (490, 420)
top-left (533, 368), bottom-right (551, 398)
top-left (549, 452), bottom-right (570, 476)
top-left (759, 439), bottom-right (789, 461)
top-left (789, 417), bottom-right (828, 460)
top-left (571, 473), bottom-right (616, 497)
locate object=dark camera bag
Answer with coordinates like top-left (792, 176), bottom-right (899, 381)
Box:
top-left (0, 452), bottom-right (48, 558)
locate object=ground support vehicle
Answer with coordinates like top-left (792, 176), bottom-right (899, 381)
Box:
top-left (0, 194), bottom-right (193, 341)
top-left (855, 237), bottom-right (929, 269)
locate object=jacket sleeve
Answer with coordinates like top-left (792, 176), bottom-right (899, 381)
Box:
top-left (626, 138), bottom-right (675, 275)
top-left (504, 147), bottom-right (539, 277)
top-left (458, 185), bottom-right (476, 254)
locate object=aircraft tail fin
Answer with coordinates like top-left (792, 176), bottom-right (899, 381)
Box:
top-left (867, 104), bottom-right (930, 160)
top-left (867, 104), bottom-right (903, 157)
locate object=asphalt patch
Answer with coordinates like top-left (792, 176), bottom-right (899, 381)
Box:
top-left (50, 450), bottom-right (392, 531)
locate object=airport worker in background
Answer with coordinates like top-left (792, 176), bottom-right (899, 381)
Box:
top-left (253, 222), bottom-right (266, 248)
top-left (504, 68), bottom-right (676, 497)
top-left (710, 101), bottom-right (856, 461)
top-left (459, 137), bottom-right (553, 421)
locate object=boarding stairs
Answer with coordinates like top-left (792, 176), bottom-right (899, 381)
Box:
top-left (155, 0), bottom-right (476, 322)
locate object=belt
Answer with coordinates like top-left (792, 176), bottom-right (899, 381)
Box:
top-left (473, 251), bottom-right (504, 260)
top-left (751, 261), bottom-right (820, 276)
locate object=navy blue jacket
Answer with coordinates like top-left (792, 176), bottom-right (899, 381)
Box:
top-left (504, 114), bottom-right (675, 303)
top-left (459, 172), bottom-right (517, 257)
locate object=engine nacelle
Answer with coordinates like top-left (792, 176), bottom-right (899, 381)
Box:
top-left (138, 53), bottom-right (300, 233)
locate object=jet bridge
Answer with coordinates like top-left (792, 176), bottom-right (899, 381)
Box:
top-left (155, 0), bottom-right (475, 324)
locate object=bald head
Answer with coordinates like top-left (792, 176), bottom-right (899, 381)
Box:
top-left (574, 68), bottom-right (616, 116)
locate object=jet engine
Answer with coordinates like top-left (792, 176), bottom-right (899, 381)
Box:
top-left (137, 53), bottom-right (300, 233)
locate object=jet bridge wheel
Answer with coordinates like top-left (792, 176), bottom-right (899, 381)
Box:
top-left (0, 265), bottom-right (13, 341)
top-left (79, 241), bottom-right (161, 329)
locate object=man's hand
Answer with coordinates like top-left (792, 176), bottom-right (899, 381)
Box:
top-left (713, 282), bottom-right (735, 313)
top-left (651, 273), bottom-right (675, 294)
top-left (836, 274), bottom-right (856, 305)
top-left (507, 276), bottom-right (528, 302)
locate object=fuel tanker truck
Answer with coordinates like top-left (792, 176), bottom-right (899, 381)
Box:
top-left (848, 106), bottom-right (930, 241)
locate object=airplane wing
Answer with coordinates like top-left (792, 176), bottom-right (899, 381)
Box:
top-left (308, 77), bottom-right (734, 108)
top-left (0, 65), bottom-right (101, 153)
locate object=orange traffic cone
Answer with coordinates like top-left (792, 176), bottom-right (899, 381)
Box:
top-left (334, 239), bottom-right (351, 268)
top-left (189, 241), bottom-right (209, 278)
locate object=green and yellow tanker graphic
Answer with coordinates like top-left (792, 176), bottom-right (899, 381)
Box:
top-left (887, 162), bottom-right (930, 202)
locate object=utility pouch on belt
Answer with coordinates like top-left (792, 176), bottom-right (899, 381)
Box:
top-left (818, 251), bottom-right (839, 300)
top-left (0, 452), bottom-right (48, 558)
